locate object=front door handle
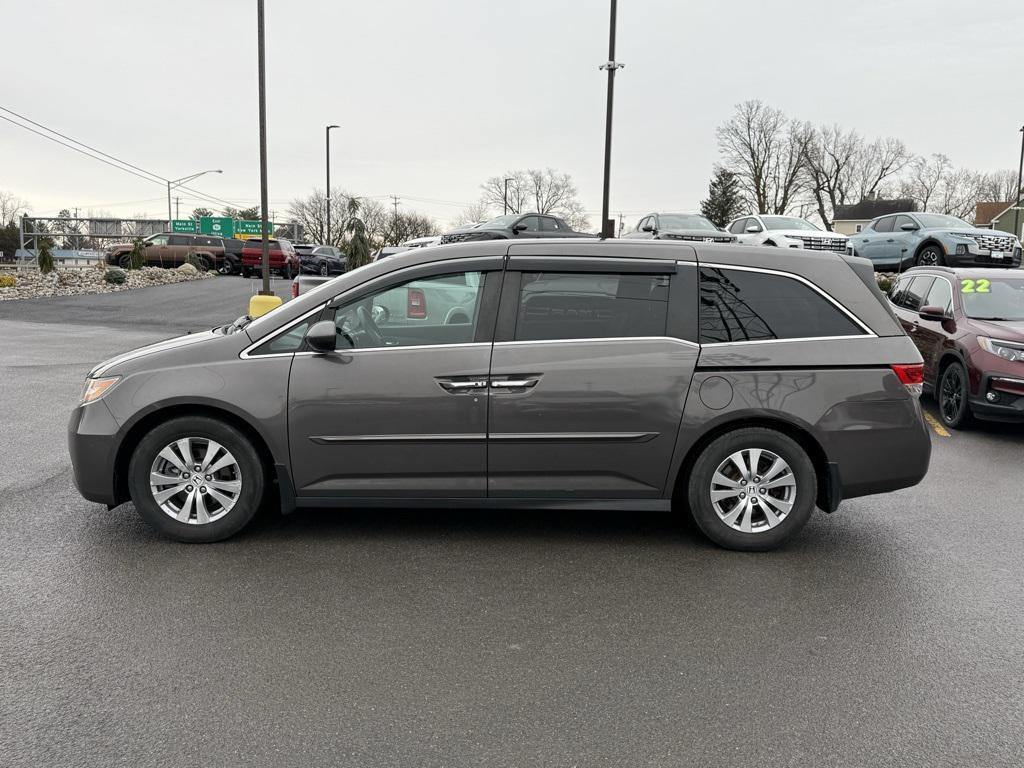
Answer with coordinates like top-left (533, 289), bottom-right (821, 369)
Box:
top-left (436, 376), bottom-right (489, 394)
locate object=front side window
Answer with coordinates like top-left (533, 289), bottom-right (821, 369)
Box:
top-left (901, 276), bottom-right (934, 312)
top-left (148, 235), bottom-right (169, 246)
top-left (892, 215), bottom-right (916, 232)
top-left (517, 216), bottom-right (542, 232)
top-left (514, 272), bottom-right (669, 341)
top-left (330, 271), bottom-right (486, 349)
top-left (924, 278), bottom-right (953, 315)
top-left (699, 267), bottom-right (864, 343)
top-left (873, 217), bottom-right (894, 233)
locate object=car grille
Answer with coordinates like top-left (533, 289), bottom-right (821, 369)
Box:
top-left (440, 231), bottom-right (492, 244)
top-left (789, 235), bottom-right (848, 252)
top-left (661, 234), bottom-right (736, 243)
top-left (961, 233), bottom-right (1017, 253)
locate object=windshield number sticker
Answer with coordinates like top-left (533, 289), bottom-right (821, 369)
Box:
top-left (961, 279), bottom-right (990, 294)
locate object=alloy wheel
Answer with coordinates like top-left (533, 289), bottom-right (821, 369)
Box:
top-left (320, 263), bottom-right (329, 276)
top-left (940, 367), bottom-right (964, 424)
top-left (148, 437), bottom-right (242, 525)
top-left (917, 248), bottom-right (940, 266)
top-left (709, 448), bottom-right (796, 533)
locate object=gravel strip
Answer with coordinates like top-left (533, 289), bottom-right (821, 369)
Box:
top-left (0, 265), bottom-right (214, 301)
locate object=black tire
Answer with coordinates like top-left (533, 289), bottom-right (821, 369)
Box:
top-left (193, 255), bottom-right (212, 272)
top-left (319, 261), bottom-right (329, 276)
top-left (685, 428), bottom-right (817, 552)
top-left (127, 416), bottom-right (266, 543)
top-left (764, 240), bottom-right (777, 247)
top-left (241, 266), bottom-right (252, 278)
top-left (937, 361), bottom-right (973, 429)
top-left (915, 245), bottom-right (944, 267)
top-left (118, 254), bottom-right (132, 269)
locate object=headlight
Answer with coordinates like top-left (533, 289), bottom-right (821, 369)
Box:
top-left (978, 337), bottom-right (1024, 362)
top-left (81, 376), bottom-right (120, 403)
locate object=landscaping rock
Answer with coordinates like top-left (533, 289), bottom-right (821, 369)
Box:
top-left (0, 266), bottom-right (214, 301)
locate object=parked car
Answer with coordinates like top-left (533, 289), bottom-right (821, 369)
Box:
top-left (218, 237), bottom-right (245, 275)
top-left (400, 236), bottom-right (442, 248)
top-left (439, 213), bottom-right (593, 244)
top-left (886, 266), bottom-right (1024, 428)
top-left (106, 232), bottom-right (225, 270)
top-left (850, 212), bottom-right (1022, 271)
top-left (622, 213), bottom-right (736, 243)
top-left (70, 239), bottom-right (930, 551)
top-left (240, 238), bottom-right (299, 278)
top-left (295, 244), bottom-right (346, 276)
top-left (371, 246), bottom-right (411, 262)
top-left (726, 215), bottom-right (849, 253)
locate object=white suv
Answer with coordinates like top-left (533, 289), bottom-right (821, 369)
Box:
top-left (726, 215), bottom-right (849, 253)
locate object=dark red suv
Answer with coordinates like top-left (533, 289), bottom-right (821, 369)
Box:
top-left (887, 267), bottom-right (1024, 428)
top-left (240, 238), bottom-right (299, 278)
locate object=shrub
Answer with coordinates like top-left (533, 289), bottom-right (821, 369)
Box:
top-left (0, 274), bottom-right (15, 288)
top-left (37, 240), bottom-right (55, 274)
top-left (104, 267), bottom-right (127, 285)
top-left (128, 238), bottom-right (146, 270)
top-left (876, 275), bottom-right (893, 294)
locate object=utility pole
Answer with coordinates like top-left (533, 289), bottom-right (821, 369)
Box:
top-left (257, 0), bottom-right (272, 295)
top-left (390, 195), bottom-right (401, 245)
top-left (175, 197), bottom-right (180, 220)
top-left (618, 212), bottom-right (624, 237)
top-left (326, 124), bottom-right (339, 245)
top-left (504, 177), bottom-right (513, 215)
top-left (1014, 125), bottom-right (1024, 240)
top-left (598, 0), bottom-right (624, 239)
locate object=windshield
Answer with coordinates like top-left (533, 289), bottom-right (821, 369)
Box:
top-left (657, 214), bottom-right (718, 231)
top-left (481, 215), bottom-right (521, 228)
top-left (760, 216), bottom-right (820, 231)
top-left (915, 214), bottom-right (971, 229)
top-left (961, 277), bottom-right (1024, 321)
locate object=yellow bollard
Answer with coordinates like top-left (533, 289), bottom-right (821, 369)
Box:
top-left (248, 294), bottom-right (283, 318)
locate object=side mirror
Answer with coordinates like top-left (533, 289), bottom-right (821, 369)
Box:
top-left (919, 305), bottom-right (946, 322)
top-left (745, 225), bottom-right (761, 233)
top-left (641, 224), bottom-right (655, 233)
top-left (900, 223), bottom-right (919, 232)
top-left (512, 223), bottom-right (528, 232)
top-left (304, 319), bottom-right (337, 353)
top-left (144, 241), bottom-right (153, 246)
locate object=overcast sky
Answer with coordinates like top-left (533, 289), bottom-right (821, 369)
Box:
top-left (3, 0), bottom-right (1022, 230)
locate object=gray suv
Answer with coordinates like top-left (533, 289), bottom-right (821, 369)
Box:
top-left (69, 240), bottom-right (931, 551)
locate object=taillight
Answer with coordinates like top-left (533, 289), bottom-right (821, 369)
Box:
top-left (892, 363), bottom-right (924, 396)
top-left (407, 287), bottom-right (426, 319)
top-left (290, 280), bottom-right (299, 298)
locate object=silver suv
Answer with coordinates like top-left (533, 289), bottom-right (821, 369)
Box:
top-left (69, 240), bottom-right (931, 551)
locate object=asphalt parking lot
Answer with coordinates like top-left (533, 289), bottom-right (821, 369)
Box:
top-left (1, 277), bottom-right (1022, 767)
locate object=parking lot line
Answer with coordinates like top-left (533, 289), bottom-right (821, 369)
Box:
top-left (923, 411), bottom-right (951, 438)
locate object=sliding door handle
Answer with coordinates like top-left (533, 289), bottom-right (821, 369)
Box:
top-left (489, 375), bottom-right (541, 391)
top-left (436, 376), bottom-right (489, 394)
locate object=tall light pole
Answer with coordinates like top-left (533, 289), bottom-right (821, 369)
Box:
top-left (1014, 125), bottom-right (1024, 240)
top-left (503, 177), bottom-right (513, 215)
top-left (166, 169), bottom-right (222, 227)
top-left (326, 125), bottom-right (339, 245)
top-left (598, 0), bottom-right (624, 239)
top-left (257, 0), bottom-right (271, 295)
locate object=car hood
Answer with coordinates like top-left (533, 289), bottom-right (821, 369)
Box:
top-left (929, 227), bottom-right (1017, 240)
top-left (89, 329), bottom-right (222, 378)
top-left (768, 229), bottom-right (847, 240)
top-left (964, 318), bottom-right (1024, 340)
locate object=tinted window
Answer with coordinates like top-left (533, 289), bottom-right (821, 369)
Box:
top-left (924, 278), bottom-right (953, 315)
top-left (515, 272), bottom-right (669, 341)
top-left (540, 217), bottom-right (563, 232)
top-left (901, 276), bottom-right (934, 312)
top-left (728, 219), bottom-right (747, 234)
top-left (330, 271), bottom-right (485, 349)
top-left (888, 276), bottom-right (911, 307)
top-left (699, 267), bottom-right (863, 343)
top-left (168, 235), bottom-right (188, 245)
top-left (873, 217), bottom-right (894, 233)
top-left (518, 216), bottom-right (542, 232)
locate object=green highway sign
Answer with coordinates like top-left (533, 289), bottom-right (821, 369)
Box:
top-left (234, 219), bottom-right (275, 237)
top-left (171, 219), bottom-right (197, 233)
top-left (199, 216), bottom-right (234, 238)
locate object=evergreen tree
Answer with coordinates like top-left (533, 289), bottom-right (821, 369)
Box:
top-left (700, 167), bottom-right (745, 228)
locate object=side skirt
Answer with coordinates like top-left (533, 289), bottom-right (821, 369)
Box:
top-left (293, 497), bottom-right (672, 512)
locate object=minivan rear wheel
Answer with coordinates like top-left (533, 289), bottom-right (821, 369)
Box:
top-left (127, 416), bottom-right (265, 542)
top-left (686, 428), bottom-right (816, 551)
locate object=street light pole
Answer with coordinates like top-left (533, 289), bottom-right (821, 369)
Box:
top-left (1014, 125), bottom-right (1024, 240)
top-left (504, 177), bottom-right (513, 215)
top-left (326, 125), bottom-right (339, 245)
top-left (599, 0), bottom-right (624, 239)
top-left (257, 0), bottom-right (271, 295)
top-left (166, 169), bottom-right (222, 228)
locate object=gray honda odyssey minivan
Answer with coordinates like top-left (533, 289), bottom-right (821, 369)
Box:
top-left (69, 239), bottom-right (931, 551)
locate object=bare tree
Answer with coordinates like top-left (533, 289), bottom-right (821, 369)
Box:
top-left (0, 190), bottom-right (30, 224)
top-left (801, 123), bottom-right (861, 230)
top-left (937, 168), bottom-right (984, 220)
top-left (480, 168), bottom-right (586, 222)
top-left (900, 154), bottom-right (952, 211)
top-left (452, 200), bottom-right (492, 227)
top-left (287, 188), bottom-right (358, 246)
top-left (976, 169), bottom-right (1021, 203)
top-left (851, 137), bottom-right (912, 201)
top-left (716, 101), bottom-right (809, 215)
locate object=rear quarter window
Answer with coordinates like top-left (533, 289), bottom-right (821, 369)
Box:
top-left (699, 267), bottom-right (865, 343)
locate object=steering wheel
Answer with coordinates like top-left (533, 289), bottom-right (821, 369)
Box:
top-left (356, 305), bottom-right (385, 346)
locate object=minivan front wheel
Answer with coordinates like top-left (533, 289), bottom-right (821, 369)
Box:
top-left (128, 416), bottom-right (265, 542)
top-left (686, 428), bottom-right (816, 551)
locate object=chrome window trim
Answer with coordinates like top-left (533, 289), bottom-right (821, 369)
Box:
top-left (494, 336), bottom-right (699, 349)
top-left (701, 334), bottom-right (874, 348)
top-left (239, 303), bottom-right (327, 360)
top-left (697, 261), bottom-right (876, 338)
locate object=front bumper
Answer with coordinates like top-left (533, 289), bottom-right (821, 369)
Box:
top-left (68, 402), bottom-right (121, 506)
top-left (968, 372), bottom-right (1024, 422)
top-left (946, 242), bottom-right (1022, 268)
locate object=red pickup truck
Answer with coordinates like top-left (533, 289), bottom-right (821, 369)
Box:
top-left (240, 238), bottom-right (300, 278)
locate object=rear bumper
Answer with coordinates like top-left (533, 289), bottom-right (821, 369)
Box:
top-left (67, 402), bottom-right (121, 506)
